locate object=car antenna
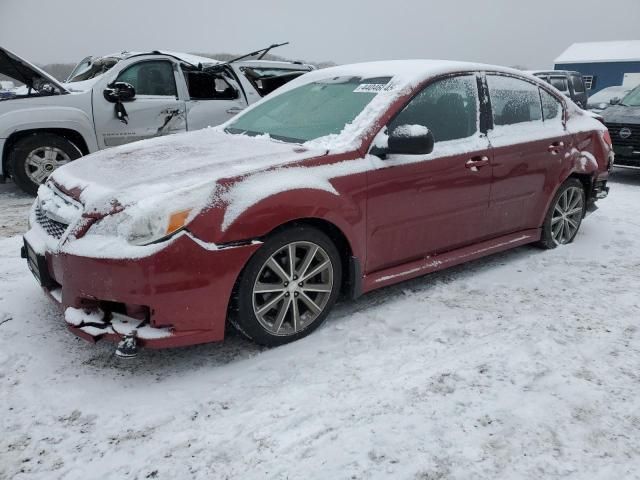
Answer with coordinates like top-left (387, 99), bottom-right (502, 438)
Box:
top-left (203, 42), bottom-right (289, 72)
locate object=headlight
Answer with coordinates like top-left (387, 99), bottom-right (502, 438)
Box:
top-left (127, 208), bottom-right (193, 245)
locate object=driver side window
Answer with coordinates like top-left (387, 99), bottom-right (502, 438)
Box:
top-left (116, 60), bottom-right (177, 97)
top-left (389, 75), bottom-right (479, 143)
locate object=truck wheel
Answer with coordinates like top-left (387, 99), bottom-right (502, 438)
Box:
top-left (9, 133), bottom-right (82, 196)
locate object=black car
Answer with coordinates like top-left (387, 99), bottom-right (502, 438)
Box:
top-left (529, 70), bottom-right (589, 109)
top-left (603, 85), bottom-right (640, 169)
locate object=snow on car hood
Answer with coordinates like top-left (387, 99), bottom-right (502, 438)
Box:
top-left (51, 128), bottom-right (324, 212)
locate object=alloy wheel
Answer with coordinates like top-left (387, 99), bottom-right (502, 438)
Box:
top-left (24, 146), bottom-right (71, 185)
top-left (551, 186), bottom-right (584, 245)
top-left (252, 241), bottom-right (334, 336)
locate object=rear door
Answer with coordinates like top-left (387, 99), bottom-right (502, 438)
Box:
top-left (182, 68), bottom-right (247, 130)
top-left (93, 59), bottom-right (187, 148)
top-left (366, 74), bottom-right (493, 273)
top-left (485, 74), bottom-right (571, 236)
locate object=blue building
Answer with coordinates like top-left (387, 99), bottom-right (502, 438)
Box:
top-left (554, 40), bottom-right (640, 94)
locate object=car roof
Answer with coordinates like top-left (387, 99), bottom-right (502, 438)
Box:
top-left (292, 60), bottom-right (539, 90)
top-left (99, 51), bottom-right (221, 66)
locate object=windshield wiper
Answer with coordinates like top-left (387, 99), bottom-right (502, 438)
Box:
top-left (224, 127), bottom-right (303, 144)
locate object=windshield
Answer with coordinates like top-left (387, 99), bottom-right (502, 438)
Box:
top-left (226, 76), bottom-right (391, 143)
top-left (67, 56), bottom-right (120, 82)
top-left (589, 86), bottom-right (630, 104)
top-left (621, 86), bottom-right (640, 107)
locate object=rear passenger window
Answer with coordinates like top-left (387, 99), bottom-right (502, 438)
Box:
top-left (388, 75), bottom-right (478, 142)
top-left (487, 75), bottom-right (542, 127)
top-left (570, 75), bottom-right (585, 93)
top-left (183, 70), bottom-right (239, 100)
top-left (540, 89), bottom-right (563, 122)
top-left (550, 77), bottom-right (569, 92)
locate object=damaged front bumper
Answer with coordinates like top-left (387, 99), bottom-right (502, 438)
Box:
top-left (23, 228), bottom-right (261, 349)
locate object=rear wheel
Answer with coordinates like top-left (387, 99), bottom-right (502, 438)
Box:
top-left (232, 226), bottom-right (342, 346)
top-left (9, 133), bottom-right (82, 195)
top-left (538, 178), bottom-right (586, 249)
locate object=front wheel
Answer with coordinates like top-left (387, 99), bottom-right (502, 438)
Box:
top-left (232, 226), bottom-right (342, 346)
top-left (9, 133), bottom-right (82, 196)
top-left (538, 178), bottom-right (586, 249)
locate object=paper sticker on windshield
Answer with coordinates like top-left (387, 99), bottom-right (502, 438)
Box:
top-left (354, 83), bottom-right (392, 93)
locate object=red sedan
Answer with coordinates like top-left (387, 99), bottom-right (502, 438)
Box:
top-left (23, 60), bottom-right (613, 353)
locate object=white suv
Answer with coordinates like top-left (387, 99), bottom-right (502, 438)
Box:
top-left (0, 46), bottom-right (313, 194)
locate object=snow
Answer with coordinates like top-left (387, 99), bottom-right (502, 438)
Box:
top-left (64, 307), bottom-right (103, 327)
top-left (63, 308), bottom-right (173, 340)
top-left (588, 86), bottom-right (632, 105)
top-left (36, 184), bottom-right (81, 224)
top-left (555, 40), bottom-right (640, 64)
top-left (393, 124), bottom-right (430, 137)
top-left (47, 130), bottom-right (325, 255)
top-left (51, 129), bottom-right (320, 211)
top-left (2, 171), bottom-right (640, 479)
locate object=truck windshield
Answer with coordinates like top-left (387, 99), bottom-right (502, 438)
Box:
top-left (621, 86), bottom-right (640, 107)
top-left (225, 76), bottom-right (391, 143)
top-left (67, 56), bottom-right (120, 83)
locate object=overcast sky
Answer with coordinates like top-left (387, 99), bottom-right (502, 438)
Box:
top-left (1, 0), bottom-right (639, 68)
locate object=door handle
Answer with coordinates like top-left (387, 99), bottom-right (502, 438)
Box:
top-left (226, 107), bottom-right (245, 114)
top-left (465, 156), bottom-right (490, 171)
top-left (548, 141), bottom-right (565, 154)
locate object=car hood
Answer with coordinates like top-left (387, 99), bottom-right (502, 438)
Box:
top-left (0, 47), bottom-right (68, 94)
top-left (50, 128), bottom-right (324, 211)
top-left (602, 104), bottom-right (640, 124)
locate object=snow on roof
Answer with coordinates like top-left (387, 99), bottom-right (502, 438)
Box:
top-left (555, 40), bottom-right (640, 65)
top-left (266, 59), bottom-right (528, 103)
top-left (102, 51), bottom-right (220, 66)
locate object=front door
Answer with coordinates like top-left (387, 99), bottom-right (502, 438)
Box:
top-left (93, 59), bottom-right (186, 148)
top-left (485, 74), bottom-right (571, 236)
top-left (366, 74), bottom-right (493, 273)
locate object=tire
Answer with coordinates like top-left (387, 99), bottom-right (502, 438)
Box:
top-left (9, 133), bottom-right (82, 196)
top-left (537, 178), bottom-right (586, 249)
top-left (232, 226), bottom-right (342, 346)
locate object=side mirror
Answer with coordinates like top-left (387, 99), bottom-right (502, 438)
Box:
top-left (104, 82), bottom-right (136, 103)
top-left (610, 97), bottom-right (621, 105)
top-left (386, 125), bottom-right (435, 155)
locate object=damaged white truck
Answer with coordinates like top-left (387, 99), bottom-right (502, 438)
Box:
top-left (0, 44), bottom-right (313, 194)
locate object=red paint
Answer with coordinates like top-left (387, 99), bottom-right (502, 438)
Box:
top-left (33, 68), bottom-right (611, 349)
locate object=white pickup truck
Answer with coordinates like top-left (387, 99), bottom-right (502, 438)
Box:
top-left (0, 45), bottom-right (313, 194)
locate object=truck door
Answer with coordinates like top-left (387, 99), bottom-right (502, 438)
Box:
top-left (93, 59), bottom-right (186, 148)
top-left (182, 68), bottom-right (247, 130)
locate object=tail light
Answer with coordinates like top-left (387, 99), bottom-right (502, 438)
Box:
top-left (602, 130), bottom-right (615, 171)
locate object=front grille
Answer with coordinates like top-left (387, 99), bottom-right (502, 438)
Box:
top-left (606, 122), bottom-right (640, 148)
top-left (35, 205), bottom-right (69, 239)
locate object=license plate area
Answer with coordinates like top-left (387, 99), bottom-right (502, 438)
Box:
top-left (23, 239), bottom-right (57, 289)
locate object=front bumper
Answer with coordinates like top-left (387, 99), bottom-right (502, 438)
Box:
top-left (613, 146), bottom-right (640, 169)
top-left (23, 229), bottom-right (260, 349)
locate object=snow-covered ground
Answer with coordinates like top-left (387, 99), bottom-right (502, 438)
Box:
top-left (1, 171), bottom-right (640, 480)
